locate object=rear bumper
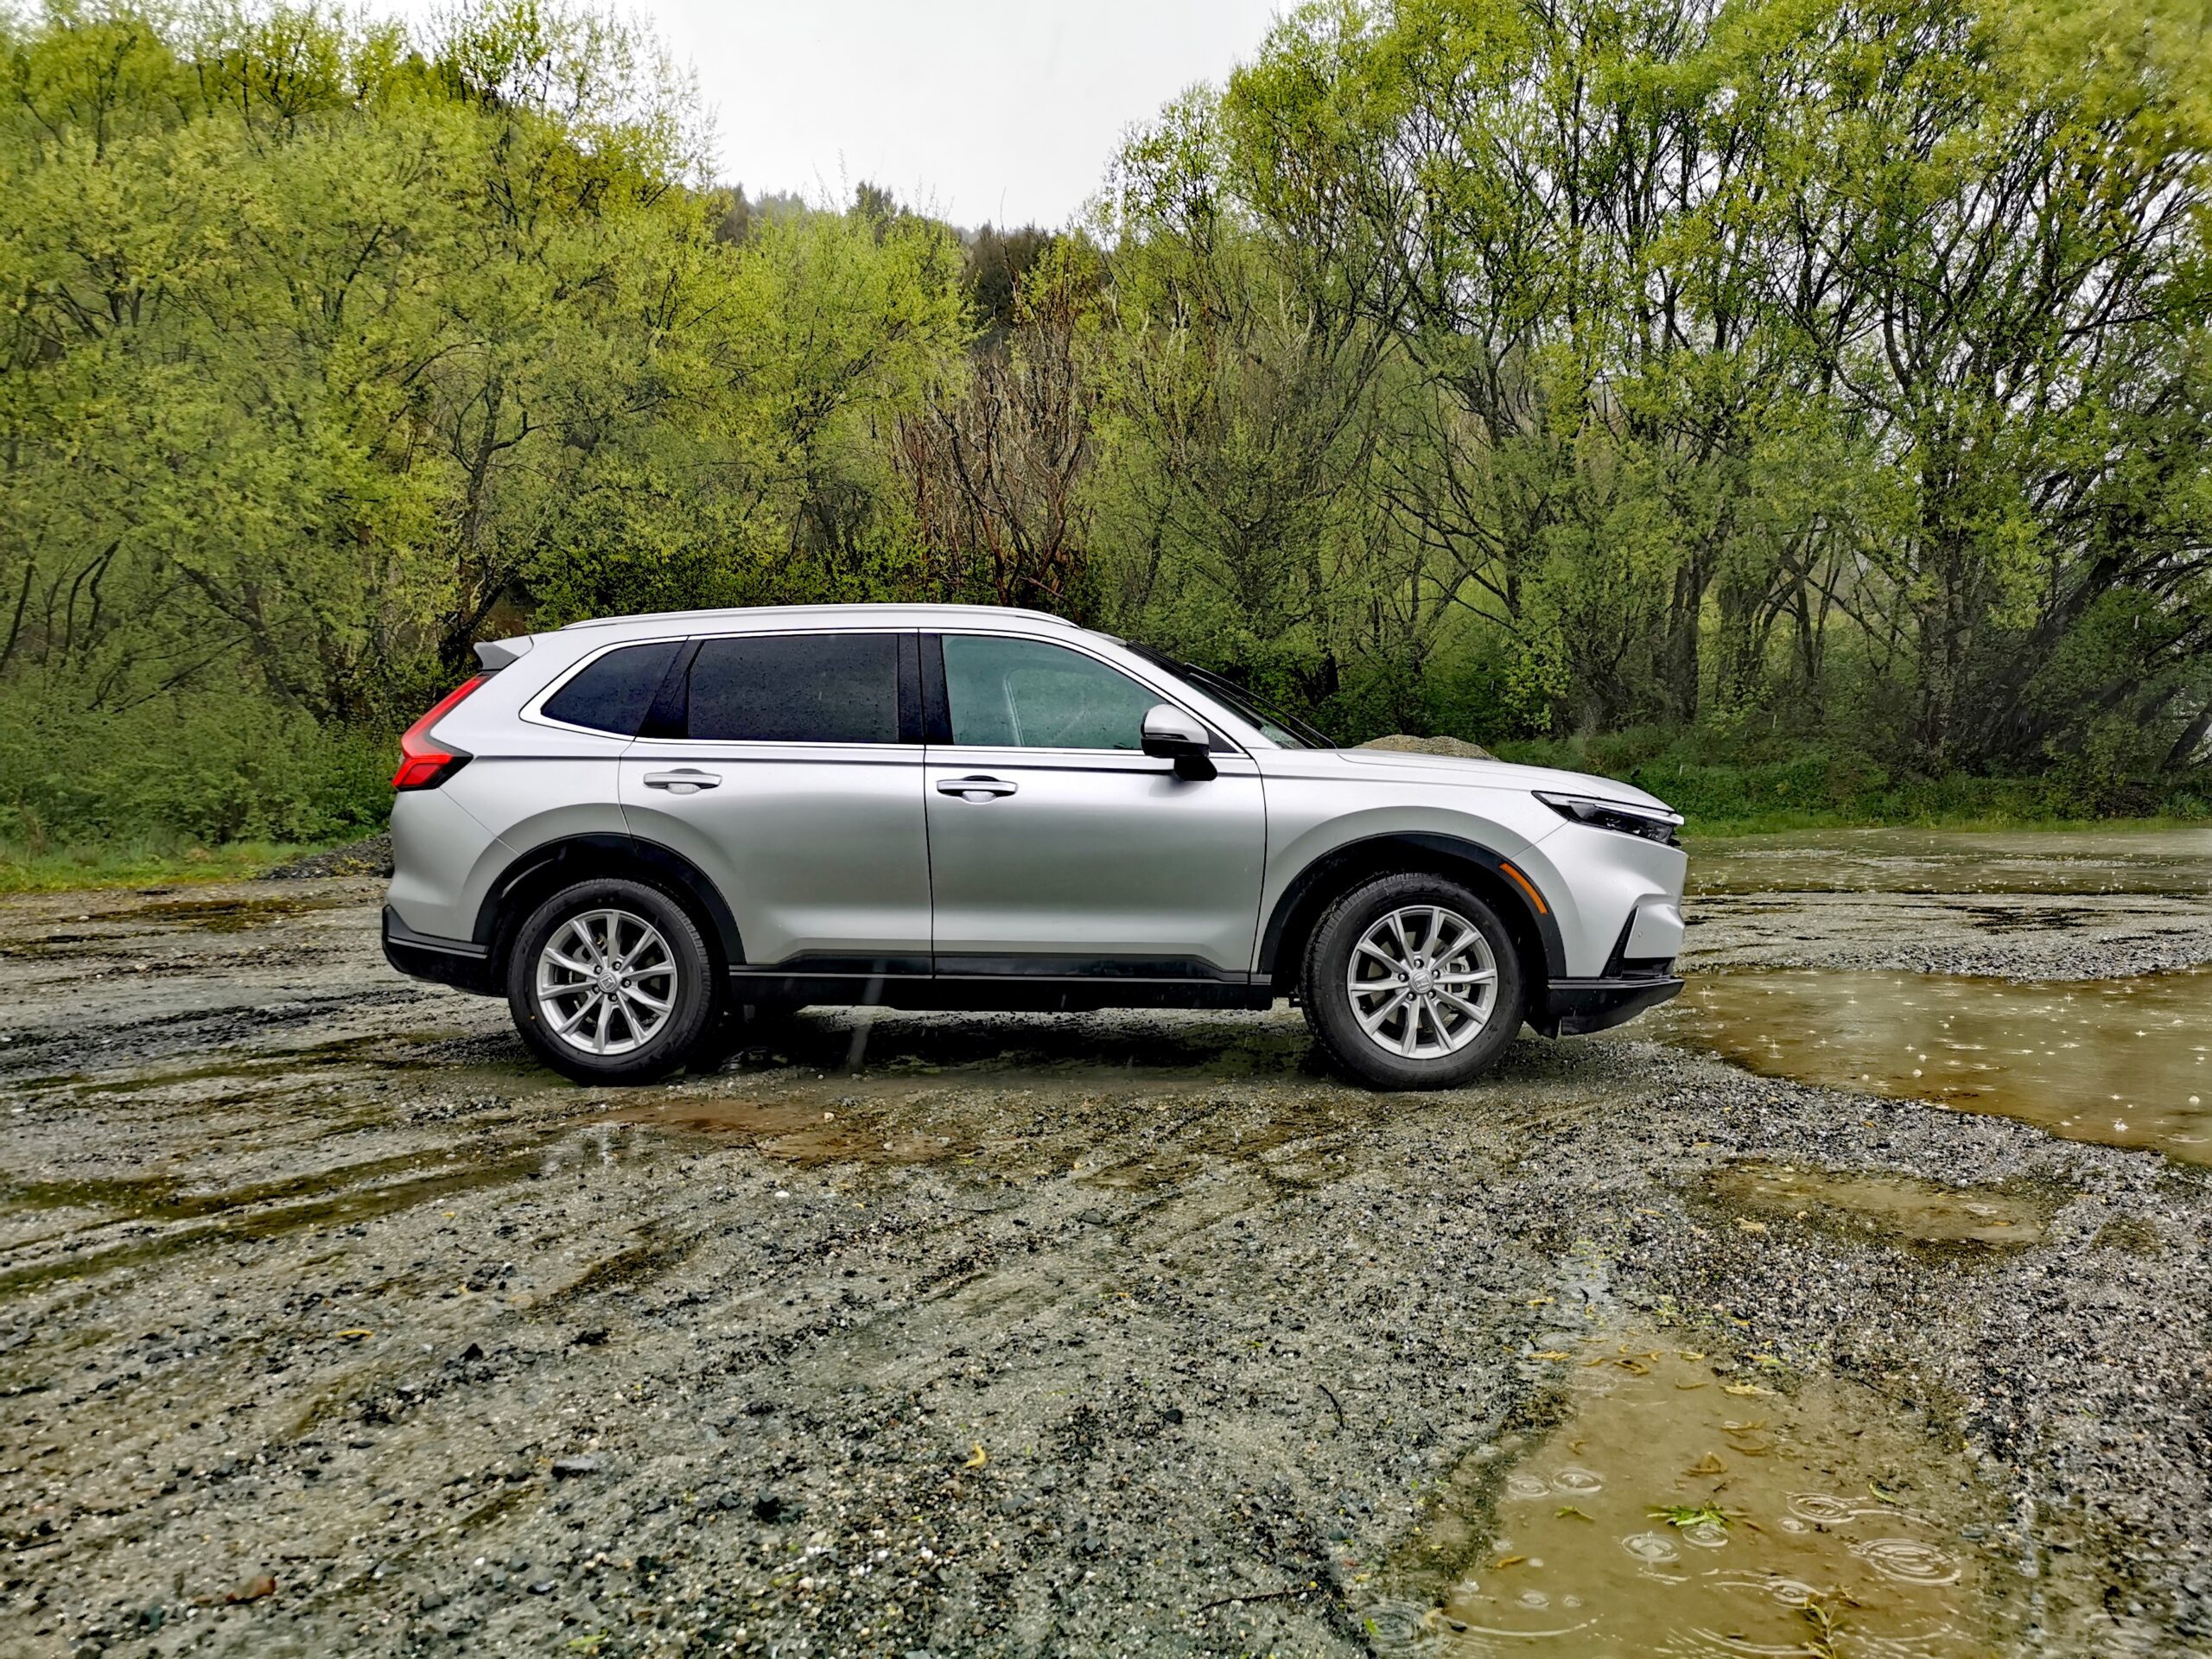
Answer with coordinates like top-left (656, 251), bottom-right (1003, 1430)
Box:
top-left (382, 906), bottom-right (499, 996)
top-left (1535, 974), bottom-right (1682, 1037)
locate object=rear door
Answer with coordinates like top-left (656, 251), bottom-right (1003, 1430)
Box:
top-left (619, 629), bottom-right (931, 976)
top-left (921, 631), bottom-right (1267, 981)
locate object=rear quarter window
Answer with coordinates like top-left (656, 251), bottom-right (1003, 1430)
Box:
top-left (541, 641), bottom-right (682, 735)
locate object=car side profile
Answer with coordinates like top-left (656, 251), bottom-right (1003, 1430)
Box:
top-left (382, 604), bottom-right (1686, 1089)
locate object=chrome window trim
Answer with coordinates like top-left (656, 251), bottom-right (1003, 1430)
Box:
top-left (623, 745), bottom-right (924, 761)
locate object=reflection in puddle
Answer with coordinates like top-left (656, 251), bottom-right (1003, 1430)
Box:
top-left (1666, 969), bottom-right (2212, 1163)
top-left (1378, 1337), bottom-right (2005, 1656)
top-left (1706, 1160), bottom-right (2056, 1249)
top-left (1688, 826), bottom-right (2212, 897)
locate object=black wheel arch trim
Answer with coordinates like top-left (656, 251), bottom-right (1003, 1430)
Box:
top-left (1256, 832), bottom-right (1567, 987)
top-left (472, 833), bottom-right (745, 967)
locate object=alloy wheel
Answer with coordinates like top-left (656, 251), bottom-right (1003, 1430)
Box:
top-left (534, 907), bottom-right (680, 1057)
top-left (1344, 904), bottom-right (1498, 1059)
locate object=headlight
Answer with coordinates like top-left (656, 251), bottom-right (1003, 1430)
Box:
top-left (1535, 791), bottom-right (1682, 845)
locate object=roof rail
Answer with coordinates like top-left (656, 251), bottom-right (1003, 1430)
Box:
top-left (558, 602), bottom-right (1077, 632)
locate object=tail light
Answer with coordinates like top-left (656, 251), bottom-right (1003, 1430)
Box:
top-left (392, 676), bottom-right (486, 791)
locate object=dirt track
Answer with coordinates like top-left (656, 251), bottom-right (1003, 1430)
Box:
top-left (3, 862), bottom-right (2209, 1657)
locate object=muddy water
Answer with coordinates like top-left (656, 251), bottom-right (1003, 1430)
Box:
top-left (1688, 825), bottom-right (2212, 897)
top-left (1705, 1160), bottom-right (2058, 1248)
top-left (1665, 968), bottom-right (2212, 1163)
top-left (1374, 1337), bottom-right (2007, 1657)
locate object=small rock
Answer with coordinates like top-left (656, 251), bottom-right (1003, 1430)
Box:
top-left (527, 1580), bottom-right (556, 1596)
top-left (459, 1341), bottom-right (484, 1362)
top-left (1358, 733), bottom-right (1496, 760)
top-left (573, 1329), bottom-right (610, 1348)
top-left (1163, 1407), bottom-right (1185, 1425)
top-left (550, 1457), bottom-right (601, 1478)
top-left (225, 1574), bottom-right (276, 1605)
top-left (753, 1492), bottom-right (789, 1522)
top-left (1076, 1207), bottom-right (1108, 1226)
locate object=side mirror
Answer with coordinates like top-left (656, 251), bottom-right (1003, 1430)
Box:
top-left (1141, 704), bottom-right (1217, 781)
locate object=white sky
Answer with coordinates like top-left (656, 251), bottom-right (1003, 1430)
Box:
top-left (383, 0), bottom-right (1286, 228)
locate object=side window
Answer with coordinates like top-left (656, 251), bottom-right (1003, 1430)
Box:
top-left (942, 636), bottom-right (1163, 750)
top-left (542, 641), bottom-right (681, 735)
top-left (687, 632), bottom-right (899, 744)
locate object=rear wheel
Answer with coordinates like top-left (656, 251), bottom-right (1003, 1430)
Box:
top-left (506, 878), bottom-right (715, 1084)
top-left (1300, 872), bottom-right (1527, 1090)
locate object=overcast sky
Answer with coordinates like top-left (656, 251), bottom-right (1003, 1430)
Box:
top-left (384, 0), bottom-right (1285, 228)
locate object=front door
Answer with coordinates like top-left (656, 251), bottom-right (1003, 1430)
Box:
top-left (620, 629), bottom-right (931, 975)
top-left (922, 632), bottom-right (1267, 982)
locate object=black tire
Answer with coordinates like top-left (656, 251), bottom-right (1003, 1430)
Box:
top-left (1299, 871), bottom-right (1528, 1090)
top-left (505, 878), bottom-right (716, 1084)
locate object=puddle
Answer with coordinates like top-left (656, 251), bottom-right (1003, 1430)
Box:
top-left (99, 894), bottom-right (344, 931)
top-left (1374, 1335), bottom-right (2009, 1656)
top-left (1688, 826), bottom-right (2212, 898)
top-left (1704, 1160), bottom-right (2056, 1249)
top-left (1665, 969), bottom-right (2212, 1164)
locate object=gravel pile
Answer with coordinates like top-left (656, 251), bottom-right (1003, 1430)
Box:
top-left (257, 834), bottom-right (393, 881)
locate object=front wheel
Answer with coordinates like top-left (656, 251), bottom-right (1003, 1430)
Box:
top-left (506, 878), bottom-right (716, 1084)
top-left (1300, 873), bottom-right (1528, 1090)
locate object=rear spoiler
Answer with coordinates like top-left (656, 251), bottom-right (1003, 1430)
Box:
top-left (474, 636), bottom-right (534, 673)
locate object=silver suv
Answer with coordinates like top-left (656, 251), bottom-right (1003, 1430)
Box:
top-left (383, 604), bottom-right (1685, 1089)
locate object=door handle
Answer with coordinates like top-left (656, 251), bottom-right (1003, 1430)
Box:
top-left (937, 775), bottom-right (1018, 800)
top-left (644, 769), bottom-right (721, 793)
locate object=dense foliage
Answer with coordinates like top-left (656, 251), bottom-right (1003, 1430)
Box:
top-left (3, 0), bottom-right (2209, 846)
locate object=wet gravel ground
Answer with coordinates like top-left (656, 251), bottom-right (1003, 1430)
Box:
top-left (3, 871), bottom-right (2209, 1657)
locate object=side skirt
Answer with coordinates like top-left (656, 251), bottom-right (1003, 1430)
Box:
top-left (727, 967), bottom-right (1276, 1014)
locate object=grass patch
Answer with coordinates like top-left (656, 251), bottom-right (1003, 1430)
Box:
top-left (0, 836), bottom-right (340, 894)
top-left (1649, 1502), bottom-right (1735, 1529)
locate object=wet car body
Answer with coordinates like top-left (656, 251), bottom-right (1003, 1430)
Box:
top-left (380, 604), bottom-right (1686, 1084)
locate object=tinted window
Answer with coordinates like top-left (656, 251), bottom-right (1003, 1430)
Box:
top-left (688, 633), bottom-right (899, 743)
top-left (542, 641), bottom-right (681, 735)
top-left (942, 635), bottom-right (1161, 750)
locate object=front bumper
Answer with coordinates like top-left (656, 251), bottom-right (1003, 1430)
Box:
top-left (1534, 973), bottom-right (1683, 1037)
top-left (382, 906), bottom-right (499, 996)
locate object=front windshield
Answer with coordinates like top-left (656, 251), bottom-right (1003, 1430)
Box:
top-left (1124, 645), bottom-right (1336, 749)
